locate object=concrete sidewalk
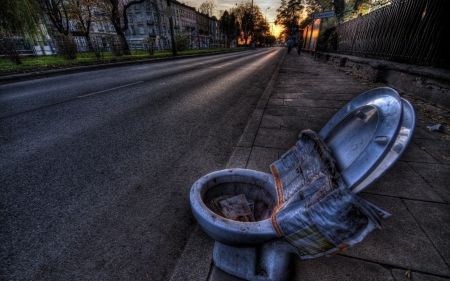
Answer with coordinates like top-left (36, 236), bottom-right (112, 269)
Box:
top-left (171, 51), bottom-right (450, 280)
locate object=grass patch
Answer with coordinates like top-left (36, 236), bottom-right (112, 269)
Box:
top-left (0, 47), bottom-right (248, 76)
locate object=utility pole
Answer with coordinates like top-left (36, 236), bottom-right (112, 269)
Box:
top-left (250, 0), bottom-right (254, 48)
top-left (166, 0), bottom-right (177, 56)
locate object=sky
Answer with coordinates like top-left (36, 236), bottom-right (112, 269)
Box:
top-left (183, 0), bottom-right (284, 36)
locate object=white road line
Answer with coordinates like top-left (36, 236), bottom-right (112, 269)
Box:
top-left (77, 81), bottom-right (144, 98)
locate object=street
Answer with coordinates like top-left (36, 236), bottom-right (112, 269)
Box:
top-left (0, 48), bottom-right (285, 280)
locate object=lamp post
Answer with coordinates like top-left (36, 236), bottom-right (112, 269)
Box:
top-left (264, 7), bottom-right (270, 46)
top-left (250, 0), bottom-right (254, 48)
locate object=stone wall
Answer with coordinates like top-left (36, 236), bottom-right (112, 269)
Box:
top-left (315, 52), bottom-right (450, 111)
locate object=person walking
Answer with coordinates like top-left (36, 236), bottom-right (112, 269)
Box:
top-left (287, 37), bottom-right (294, 54)
top-left (296, 33), bottom-right (303, 55)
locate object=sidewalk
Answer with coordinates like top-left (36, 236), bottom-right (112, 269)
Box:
top-left (171, 50), bottom-right (450, 280)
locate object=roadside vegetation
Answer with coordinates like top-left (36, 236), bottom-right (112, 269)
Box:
top-left (0, 47), bottom-right (248, 76)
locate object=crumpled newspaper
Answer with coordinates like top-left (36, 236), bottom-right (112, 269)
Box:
top-left (270, 129), bottom-right (389, 259)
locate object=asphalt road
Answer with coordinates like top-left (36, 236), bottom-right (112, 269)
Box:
top-left (0, 48), bottom-right (285, 280)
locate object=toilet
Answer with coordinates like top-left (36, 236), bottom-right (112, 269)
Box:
top-left (189, 87), bottom-right (415, 281)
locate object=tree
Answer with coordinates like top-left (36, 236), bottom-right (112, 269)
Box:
top-left (0, 0), bottom-right (43, 38)
top-left (106, 0), bottom-right (148, 55)
top-left (275, 0), bottom-right (325, 38)
top-left (231, 2), bottom-right (253, 46)
top-left (174, 33), bottom-right (189, 51)
top-left (219, 10), bottom-right (238, 47)
top-left (251, 8), bottom-right (269, 45)
top-left (198, 0), bottom-right (216, 16)
top-left (275, 0), bottom-right (304, 37)
top-left (230, 3), bottom-right (267, 46)
top-left (0, 0), bottom-right (44, 64)
top-left (66, 0), bottom-right (111, 56)
top-left (39, 0), bottom-right (71, 36)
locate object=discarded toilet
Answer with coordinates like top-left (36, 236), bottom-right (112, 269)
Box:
top-left (190, 87), bottom-right (415, 281)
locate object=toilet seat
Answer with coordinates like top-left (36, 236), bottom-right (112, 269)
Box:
top-left (350, 98), bottom-right (415, 193)
top-left (319, 87), bottom-right (413, 192)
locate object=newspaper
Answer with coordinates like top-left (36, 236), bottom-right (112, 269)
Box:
top-left (211, 194), bottom-right (255, 222)
top-left (270, 129), bottom-right (388, 259)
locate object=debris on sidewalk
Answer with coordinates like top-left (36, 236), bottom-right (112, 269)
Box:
top-left (405, 269), bottom-right (411, 278)
top-left (427, 124), bottom-right (443, 132)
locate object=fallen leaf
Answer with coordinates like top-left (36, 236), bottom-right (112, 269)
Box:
top-left (405, 269), bottom-right (411, 278)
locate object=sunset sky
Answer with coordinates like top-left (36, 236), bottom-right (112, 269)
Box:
top-left (184, 0), bottom-right (284, 36)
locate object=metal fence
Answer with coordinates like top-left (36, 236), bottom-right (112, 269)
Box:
top-left (335, 0), bottom-right (448, 69)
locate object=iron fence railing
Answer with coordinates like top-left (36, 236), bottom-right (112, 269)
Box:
top-left (335, 0), bottom-right (449, 69)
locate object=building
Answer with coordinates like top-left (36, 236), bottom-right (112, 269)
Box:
top-left (173, 1), bottom-right (197, 48)
top-left (195, 11), bottom-right (209, 49)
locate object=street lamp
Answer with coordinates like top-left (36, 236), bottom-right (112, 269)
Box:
top-left (264, 7), bottom-right (270, 46)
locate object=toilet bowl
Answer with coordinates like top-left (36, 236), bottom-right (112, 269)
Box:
top-left (189, 87), bottom-right (415, 281)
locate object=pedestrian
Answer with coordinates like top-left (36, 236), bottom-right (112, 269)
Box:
top-left (296, 34), bottom-right (303, 55)
top-left (287, 37), bottom-right (294, 54)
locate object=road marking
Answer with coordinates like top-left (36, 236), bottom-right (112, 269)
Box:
top-left (77, 81), bottom-right (144, 98)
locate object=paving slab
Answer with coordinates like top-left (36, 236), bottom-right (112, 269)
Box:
top-left (398, 141), bottom-right (441, 164)
top-left (404, 201), bottom-right (450, 266)
top-left (297, 107), bottom-right (338, 119)
top-left (264, 105), bottom-right (299, 116)
top-left (260, 115), bottom-right (281, 129)
top-left (283, 98), bottom-right (347, 109)
top-left (392, 269), bottom-right (450, 281)
top-left (363, 161), bottom-right (445, 202)
top-left (293, 255), bottom-right (394, 281)
top-left (246, 147), bottom-right (279, 174)
top-left (345, 194), bottom-right (450, 277)
top-left (413, 138), bottom-right (450, 165)
top-left (267, 97), bottom-right (284, 106)
top-left (408, 162), bottom-right (450, 203)
top-left (281, 116), bottom-right (328, 133)
top-left (253, 127), bottom-right (298, 149)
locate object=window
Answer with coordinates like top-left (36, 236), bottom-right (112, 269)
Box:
top-left (139, 25), bottom-right (145, 35)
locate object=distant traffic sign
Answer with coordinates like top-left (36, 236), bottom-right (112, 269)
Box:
top-left (316, 0), bottom-right (332, 8)
top-left (312, 11), bottom-right (335, 19)
top-left (164, 6), bottom-right (174, 18)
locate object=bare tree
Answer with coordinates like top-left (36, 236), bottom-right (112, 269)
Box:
top-left (39, 0), bottom-right (80, 59)
top-left (66, 0), bottom-right (110, 56)
top-left (39, 0), bottom-right (71, 36)
top-left (199, 1), bottom-right (216, 16)
top-left (106, 0), bottom-right (147, 55)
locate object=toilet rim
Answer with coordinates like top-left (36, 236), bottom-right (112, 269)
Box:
top-left (190, 169), bottom-right (278, 239)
